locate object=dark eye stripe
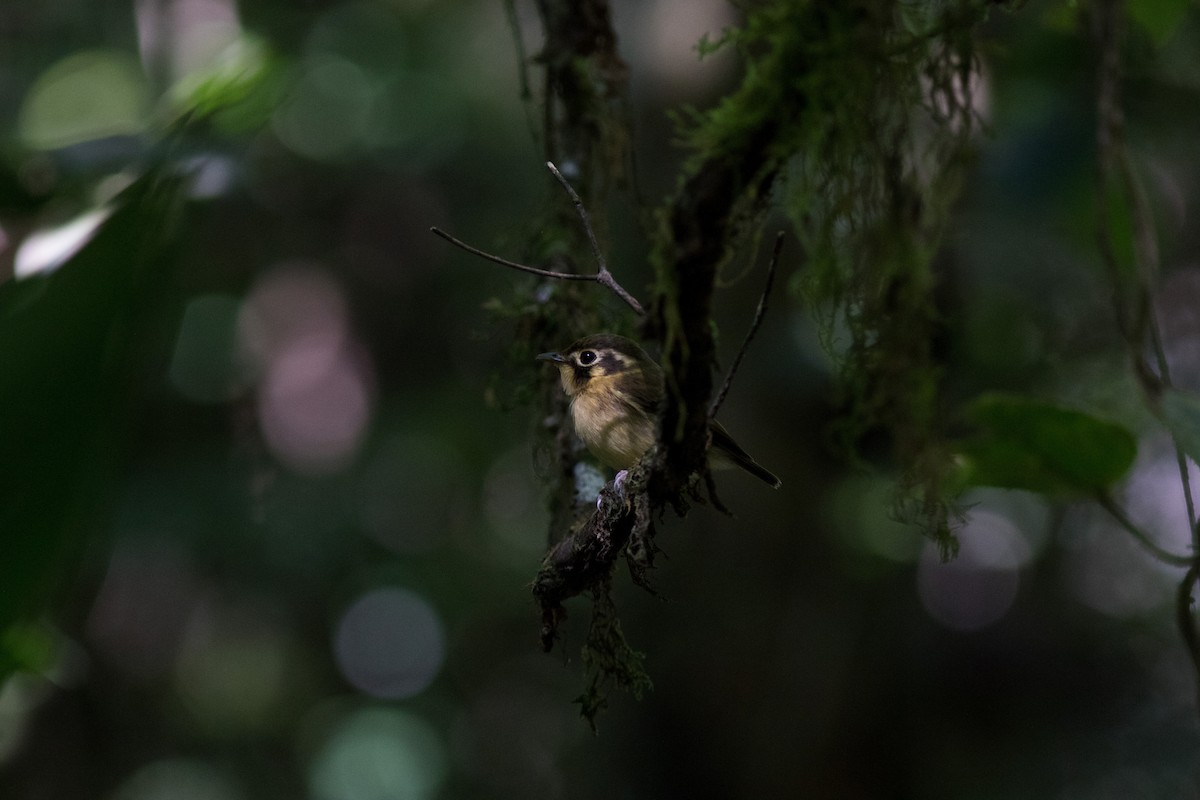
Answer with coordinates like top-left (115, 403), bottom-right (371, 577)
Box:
top-left (598, 351), bottom-right (629, 373)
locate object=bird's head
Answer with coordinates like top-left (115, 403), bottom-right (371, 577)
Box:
top-left (536, 333), bottom-right (657, 398)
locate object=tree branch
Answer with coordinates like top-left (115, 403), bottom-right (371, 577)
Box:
top-left (1178, 565), bottom-right (1200, 710)
top-left (429, 163), bottom-right (645, 315)
top-left (1095, 492), bottom-right (1192, 568)
top-left (710, 230), bottom-right (783, 419)
top-left (429, 226), bottom-right (594, 280)
top-left (1093, 0), bottom-right (1200, 719)
top-left (545, 161), bottom-right (645, 315)
top-left (1093, 0), bottom-right (1197, 536)
top-left (502, 0), bottom-right (533, 104)
top-left (532, 456), bottom-right (655, 649)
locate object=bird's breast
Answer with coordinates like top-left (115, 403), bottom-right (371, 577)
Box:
top-left (570, 385), bottom-right (656, 470)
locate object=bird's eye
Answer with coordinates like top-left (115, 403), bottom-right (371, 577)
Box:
top-left (578, 350), bottom-right (597, 366)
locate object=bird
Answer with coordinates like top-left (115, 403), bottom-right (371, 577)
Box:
top-left (536, 333), bottom-right (781, 488)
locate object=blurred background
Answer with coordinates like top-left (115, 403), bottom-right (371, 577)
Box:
top-left (2, 0), bottom-right (1200, 798)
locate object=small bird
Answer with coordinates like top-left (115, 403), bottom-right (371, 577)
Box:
top-left (537, 333), bottom-right (781, 488)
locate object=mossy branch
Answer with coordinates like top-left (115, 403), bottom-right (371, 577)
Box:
top-left (513, 0), bottom-right (1000, 725)
top-left (532, 456), bottom-right (656, 651)
top-left (711, 230), bottom-right (783, 419)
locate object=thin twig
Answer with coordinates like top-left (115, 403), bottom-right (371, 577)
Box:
top-left (546, 162), bottom-right (605, 272)
top-left (710, 231), bottom-right (783, 418)
top-left (1134, 167), bottom-right (1195, 533)
top-left (1177, 565), bottom-right (1200, 707)
top-left (1096, 492), bottom-right (1193, 568)
top-left (1122, 122), bottom-right (1195, 533)
top-left (1149, 313), bottom-right (1199, 533)
top-left (1094, 0), bottom-right (1135, 338)
top-left (1094, 0), bottom-right (1197, 540)
top-left (545, 161), bottom-right (645, 315)
top-left (430, 227), bottom-right (594, 281)
top-left (1094, 0), bottom-right (1200, 720)
top-left (502, 0), bottom-right (532, 103)
top-left (429, 163), bottom-right (646, 316)
top-left (502, 0), bottom-right (541, 148)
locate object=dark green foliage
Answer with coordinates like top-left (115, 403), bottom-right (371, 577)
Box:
top-left (0, 172), bottom-right (183, 677)
top-left (660, 0), bottom-right (1007, 552)
top-left (173, 41), bottom-right (290, 135)
top-left (8, 0), bottom-right (1200, 793)
top-left (574, 580), bottom-right (652, 732)
top-left (544, 0), bottom-right (1014, 715)
top-left (778, 0), bottom-right (992, 551)
top-left (959, 394), bottom-right (1139, 495)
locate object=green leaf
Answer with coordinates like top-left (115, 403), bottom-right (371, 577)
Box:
top-left (0, 623), bottom-right (56, 676)
top-left (0, 171), bottom-right (184, 681)
top-left (168, 34), bottom-right (286, 134)
top-left (958, 394), bottom-right (1138, 495)
top-left (1160, 389), bottom-right (1200, 467)
top-left (17, 50), bottom-right (151, 150)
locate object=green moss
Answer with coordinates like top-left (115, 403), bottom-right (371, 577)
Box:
top-left (659, 0), bottom-right (1010, 550)
top-left (575, 580), bottom-right (653, 731)
top-left (539, 0), bottom-right (1020, 718)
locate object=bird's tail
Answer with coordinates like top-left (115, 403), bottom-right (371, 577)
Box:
top-left (709, 420), bottom-right (781, 488)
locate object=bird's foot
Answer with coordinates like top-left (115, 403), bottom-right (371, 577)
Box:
top-left (596, 469), bottom-right (630, 510)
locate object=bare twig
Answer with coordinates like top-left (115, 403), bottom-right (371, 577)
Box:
top-left (1177, 565), bottom-right (1200, 707)
top-left (1094, 0), bottom-right (1196, 536)
top-left (1095, 492), bottom-right (1193, 568)
top-left (502, 0), bottom-right (541, 147)
top-left (1094, 0), bottom-right (1142, 341)
top-left (1150, 314), bottom-right (1199, 533)
top-left (429, 162), bottom-right (645, 315)
top-left (430, 227), bottom-right (594, 281)
top-left (710, 231), bottom-right (783, 419)
top-left (1094, 0), bottom-right (1200, 718)
top-left (545, 161), bottom-right (645, 315)
top-left (502, 0), bottom-right (533, 104)
top-left (546, 162), bottom-right (604, 270)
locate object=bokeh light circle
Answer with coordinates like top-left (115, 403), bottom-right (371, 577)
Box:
top-left (333, 588), bottom-right (445, 700)
top-left (238, 264), bottom-right (374, 474)
top-left (308, 707), bottom-right (447, 800)
top-left (917, 510), bottom-right (1025, 631)
top-left (168, 294), bottom-right (246, 403)
top-left (111, 758), bottom-right (243, 800)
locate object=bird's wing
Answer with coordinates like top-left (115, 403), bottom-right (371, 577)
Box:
top-left (709, 418), bottom-right (755, 461)
top-left (710, 418), bottom-right (781, 487)
top-left (622, 361), bottom-right (664, 417)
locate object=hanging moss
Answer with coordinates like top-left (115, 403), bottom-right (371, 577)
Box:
top-left (652, 0), bottom-right (1012, 552)
top-left (528, 0), bottom-right (1018, 719)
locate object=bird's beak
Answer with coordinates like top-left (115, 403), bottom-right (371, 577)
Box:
top-left (536, 351), bottom-right (567, 364)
